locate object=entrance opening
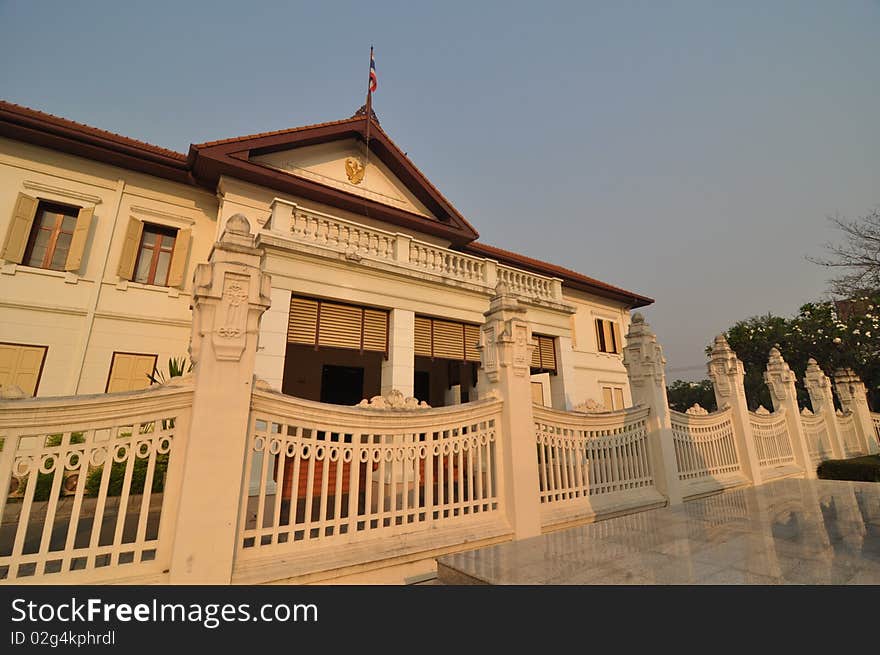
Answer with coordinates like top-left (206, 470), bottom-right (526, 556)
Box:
top-left (282, 343), bottom-right (382, 404)
top-left (414, 356), bottom-right (479, 407)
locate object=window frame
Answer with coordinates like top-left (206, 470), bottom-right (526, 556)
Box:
top-left (595, 318), bottom-right (621, 354)
top-left (22, 200), bottom-right (81, 272)
top-left (132, 222), bottom-right (179, 287)
top-left (0, 341), bottom-right (49, 397)
top-left (105, 351), bottom-right (159, 393)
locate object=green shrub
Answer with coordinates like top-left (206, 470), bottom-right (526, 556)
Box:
top-left (84, 453), bottom-right (170, 497)
top-left (817, 455), bottom-right (880, 482)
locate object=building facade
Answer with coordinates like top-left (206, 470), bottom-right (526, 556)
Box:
top-left (0, 100), bottom-right (652, 410)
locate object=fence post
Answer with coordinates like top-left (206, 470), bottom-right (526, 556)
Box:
top-left (833, 368), bottom-right (879, 455)
top-left (621, 313), bottom-right (682, 505)
top-left (803, 358), bottom-right (846, 459)
top-left (763, 348), bottom-right (816, 478)
top-left (169, 214), bottom-right (271, 583)
top-left (707, 335), bottom-right (763, 485)
top-left (476, 283), bottom-right (542, 539)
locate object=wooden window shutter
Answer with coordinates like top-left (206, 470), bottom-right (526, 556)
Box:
top-left (288, 297), bottom-right (319, 345)
top-left (0, 343), bottom-right (47, 397)
top-left (612, 322), bottom-right (622, 354)
top-left (317, 302), bottom-right (362, 350)
top-left (64, 206), bottom-right (94, 272)
top-left (2, 193), bottom-right (39, 264)
top-left (432, 320), bottom-right (465, 360)
top-left (531, 338), bottom-right (541, 368)
top-left (595, 318), bottom-right (605, 352)
top-left (464, 324), bottom-right (481, 362)
top-left (539, 336), bottom-right (557, 371)
top-left (106, 353), bottom-right (157, 393)
top-left (117, 217), bottom-right (143, 280)
top-left (363, 309), bottom-right (388, 353)
top-left (414, 316), bottom-right (433, 357)
top-left (602, 386), bottom-right (614, 410)
top-left (613, 387), bottom-right (624, 410)
top-left (166, 227), bottom-right (191, 287)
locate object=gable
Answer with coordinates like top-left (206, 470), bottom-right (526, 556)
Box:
top-left (251, 139), bottom-right (436, 219)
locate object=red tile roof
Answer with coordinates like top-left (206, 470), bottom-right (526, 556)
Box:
top-left (0, 99), bottom-right (187, 162)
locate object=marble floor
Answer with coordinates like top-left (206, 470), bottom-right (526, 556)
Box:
top-left (436, 479), bottom-right (880, 584)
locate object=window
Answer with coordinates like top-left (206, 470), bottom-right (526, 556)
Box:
top-left (133, 223), bottom-right (177, 286)
top-left (0, 342), bottom-right (48, 397)
top-left (1, 193), bottom-right (93, 272)
top-left (530, 334), bottom-right (557, 373)
top-left (595, 318), bottom-right (622, 354)
top-left (602, 385), bottom-right (625, 411)
top-left (106, 352), bottom-right (158, 393)
top-left (116, 217), bottom-right (191, 288)
top-left (288, 296), bottom-right (389, 356)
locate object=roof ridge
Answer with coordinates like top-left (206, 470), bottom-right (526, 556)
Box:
top-left (0, 99), bottom-right (187, 161)
top-left (193, 115), bottom-right (364, 148)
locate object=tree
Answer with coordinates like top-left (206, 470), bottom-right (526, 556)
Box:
top-left (809, 209), bottom-right (880, 297)
top-left (709, 294), bottom-right (880, 411)
top-left (666, 379), bottom-right (717, 413)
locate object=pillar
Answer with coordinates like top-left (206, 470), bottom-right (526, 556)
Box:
top-left (549, 335), bottom-right (577, 410)
top-left (381, 308), bottom-right (415, 398)
top-left (254, 286), bottom-right (291, 392)
top-left (764, 348), bottom-right (816, 478)
top-left (476, 283), bottom-right (542, 539)
top-left (804, 358), bottom-right (846, 459)
top-left (708, 335), bottom-right (763, 485)
top-left (621, 313), bottom-right (683, 505)
top-left (169, 214), bottom-right (271, 583)
top-left (833, 368), bottom-right (879, 455)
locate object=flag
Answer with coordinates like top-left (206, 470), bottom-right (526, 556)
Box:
top-left (369, 48), bottom-right (377, 93)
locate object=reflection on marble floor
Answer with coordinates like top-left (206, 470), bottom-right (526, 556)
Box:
top-left (436, 479), bottom-right (880, 585)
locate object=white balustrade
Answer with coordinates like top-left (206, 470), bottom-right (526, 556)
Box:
top-left (533, 405), bottom-right (654, 508)
top-left (497, 264), bottom-right (557, 301)
top-left (0, 385), bottom-right (192, 583)
top-left (749, 409), bottom-right (795, 469)
top-left (408, 241), bottom-right (486, 283)
top-left (837, 413), bottom-right (864, 458)
top-left (872, 412), bottom-right (880, 448)
top-left (238, 391), bottom-right (504, 560)
top-left (800, 412), bottom-right (834, 465)
top-left (670, 407), bottom-right (741, 482)
top-left (290, 206), bottom-right (396, 260)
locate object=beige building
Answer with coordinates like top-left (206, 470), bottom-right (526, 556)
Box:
top-left (0, 100), bottom-right (651, 410)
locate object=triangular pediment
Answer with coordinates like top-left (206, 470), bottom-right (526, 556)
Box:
top-left (250, 139), bottom-right (436, 219)
top-left (189, 112), bottom-right (479, 244)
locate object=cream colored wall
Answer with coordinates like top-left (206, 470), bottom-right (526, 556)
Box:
top-left (562, 288), bottom-right (633, 408)
top-left (0, 137), bottom-right (218, 396)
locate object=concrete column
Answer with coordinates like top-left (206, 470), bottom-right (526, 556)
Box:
top-left (254, 287), bottom-right (291, 392)
top-left (708, 335), bottom-right (763, 485)
top-left (381, 308), bottom-right (415, 398)
top-left (169, 214), bottom-right (271, 583)
top-left (476, 283), bottom-right (542, 540)
top-left (834, 368), bottom-right (879, 455)
top-left (549, 335), bottom-right (577, 410)
top-left (393, 234), bottom-right (412, 264)
top-left (268, 198), bottom-right (295, 236)
top-left (764, 348), bottom-right (817, 478)
top-left (804, 358), bottom-right (846, 459)
top-left (621, 313), bottom-right (683, 505)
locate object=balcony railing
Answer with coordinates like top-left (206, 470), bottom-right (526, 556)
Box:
top-left (264, 199), bottom-right (564, 305)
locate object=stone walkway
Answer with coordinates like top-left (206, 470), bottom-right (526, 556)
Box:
top-left (437, 479), bottom-right (880, 584)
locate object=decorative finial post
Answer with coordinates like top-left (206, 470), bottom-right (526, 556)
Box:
top-left (476, 283), bottom-right (541, 539)
top-left (171, 214), bottom-right (272, 583)
top-left (621, 313), bottom-right (682, 504)
top-left (764, 348), bottom-right (816, 477)
top-left (804, 359), bottom-right (846, 458)
top-left (833, 368), bottom-right (879, 455)
top-left (707, 335), bottom-right (763, 485)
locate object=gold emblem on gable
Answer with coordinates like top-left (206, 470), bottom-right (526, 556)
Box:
top-left (344, 157), bottom-right (366, 185)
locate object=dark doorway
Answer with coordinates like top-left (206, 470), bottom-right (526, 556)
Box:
top-left (414, 370), bottom-right (430, 404)
top-left (320, 365), bottom-right (365, 405)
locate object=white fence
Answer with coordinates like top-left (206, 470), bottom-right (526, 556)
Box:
top-left (670, 407), bottom-right (744, 496)
top-left (800, 411), bottom-right (834, 465)
top-left (750, 410), bottom-right (795, 470)
top-left (234, 390), bottom-right (507, 581)
top-left (533, 405), bottom-right (663, 528)
top-left (837, 413), bottom-right (863, 458)
top-left (0, 384), bottom-right (191, 584)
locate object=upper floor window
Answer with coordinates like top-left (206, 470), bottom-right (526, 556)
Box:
top-left (116, 217), bottom-right (191, 288)
top-left (23, 201), bottom-right (80, 271)
top-left (595, 318), bottom-right (622, 354)
top-left (1, 193), bottom-right (93, 273)
top-left (134, 223), bottom-right (177, 286)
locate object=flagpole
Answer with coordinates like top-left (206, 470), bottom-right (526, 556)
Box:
top-left (364, 46), bottom-right (373, 179)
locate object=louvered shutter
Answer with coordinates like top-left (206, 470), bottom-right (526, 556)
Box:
top-left (288, 296), bottom-right (388, 354)
top-left (363, 309), bottom-right (388, 353)
top-left (64, 206), bottom-right (93, 272)
top-left (166, 227), bottom-right (191, 287)
top-left (464, 324), bottom-right (481, 362)
top-left (414, 316), bottom-right (433, 357)
top-left (288, 297), bottom-right (319, 345)
top-left (2, 193), bottom-right (38, 264)
top-left (613, 322), bottom-right (622, 354)
top-left (432, 320), bottom-right (465, 360)
top-left (317, 302), bottom-right (362, 349)
top-left (530, 335), bottom-right (557, 372)
top-left (117, 217), bottom-right (143, 280)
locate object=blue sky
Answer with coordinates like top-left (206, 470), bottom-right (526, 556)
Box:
top-left (2, 1), bottom-right (878, 378)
